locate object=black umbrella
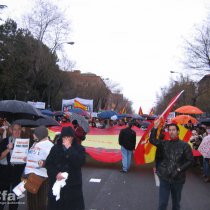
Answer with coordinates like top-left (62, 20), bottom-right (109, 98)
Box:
top-left (53, 111), bottom-right (64, 117)
top-left (199, 118), bottom-right (210, 126)
top-left (13, 115), bottom-right (60, 127)
top-left (0, 100), bottom-right (43, 122)
top-left (139, 120), bottom-right (151, 128)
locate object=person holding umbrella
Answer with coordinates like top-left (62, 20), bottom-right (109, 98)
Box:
top-left (0, 123), bottom-right (25, 210)
top-left (72, 120), bottom-right (86, 144)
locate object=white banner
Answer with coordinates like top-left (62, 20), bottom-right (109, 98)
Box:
top-left (27, 101), bottom-right (45, 109)
top-left (10, 138), bottom-right (29, 164)
top-left (62, 97), bottom-right (93, 112)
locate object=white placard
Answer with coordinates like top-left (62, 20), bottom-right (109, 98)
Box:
top-left (13, 181), bottom-right (26, 197)
top-left (10, 138), bottom-right (29, 164)
top-left (27, 101), bottom-right (46, 109)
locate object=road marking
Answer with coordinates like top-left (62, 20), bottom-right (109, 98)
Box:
top-left (153, 168), bottom-right (160, 187)
top-left (89, 178), bottom-right (101, 183)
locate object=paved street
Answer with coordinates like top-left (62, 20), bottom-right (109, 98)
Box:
top-left (83, 158), bottom-right (210, 210)
top-left (10, 155), bottom-right (210, 210)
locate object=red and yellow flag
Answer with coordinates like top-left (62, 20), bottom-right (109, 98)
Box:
top-left (134, 90), bottom-right (184, 165)
top-left (149, 107), bottom-right (155, 116)
top-left (119, 107), bottom-right (126, 114)
top-left (138, 106), bottom-right (143, 115)
top-left (74, 100), bottom-right (87, 111)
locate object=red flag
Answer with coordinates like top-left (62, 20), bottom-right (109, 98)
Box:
top-left (134, 90), bottom-right (184, 165)
top-left (138, 107), bottom-right (143, 115)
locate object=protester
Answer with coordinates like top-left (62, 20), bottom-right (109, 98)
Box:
top-left (24, 126), bottom-right (54, 210)
top-left (149, 118), bottom-right (193, 210)
top-left (190, 129), bottom-right (202, 150)
top-left (197, 124), bottom-right (208, 138)
top-left (203, 157), bottom-right (210, 182)
top-left (189, 129), bottom-right (203, 168)
top-left (0, 123), bottom-right (25, 210)
top-left (184, 120), bottom-right (194, 131)
top-left (118, 122), bottom-right (136, 173)
top-left (72, 119), bottom-right (86, 144)
top-left (199, 135), bottom-right (210, 183)
top-left (0, 118), bottom-right (10, 142)
top-left (45, 126), bottom-right (86, 210)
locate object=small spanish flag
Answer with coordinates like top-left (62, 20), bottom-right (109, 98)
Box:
top-left (119, 107), bottom-right (126, 114)
top-left (149, 107), bottom-right (154, 116)
top-left (138, 107), bottom-right (143, 115)
top-left (74, 100), bottom-right (87, 111)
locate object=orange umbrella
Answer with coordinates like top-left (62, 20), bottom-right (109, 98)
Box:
top-left (172, 115), bottom-right (198, 124)
top-left (175, 105), bottom-right (203, 114)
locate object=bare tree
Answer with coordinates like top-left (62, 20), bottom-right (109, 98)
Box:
top-left (23, 0), bottom-right (71, 52)
top-left (0, 4), bottom-right (7, 20)
top-left (155, 76), bottom-right (197, 114)
top-left (184, 21), bottom-right (210, 73)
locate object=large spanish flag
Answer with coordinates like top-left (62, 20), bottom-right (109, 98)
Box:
top-left (74, 99), bottom-right (87, 111)
top-left (134, 90), bottom-right (184, 165)
top-left (49, 123), bottom-right (143, 163)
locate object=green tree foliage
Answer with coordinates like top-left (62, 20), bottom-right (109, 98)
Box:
top-left (0, 19), bottom-right (62, 109)
top-left (0, 19), bottom-right (132, 112)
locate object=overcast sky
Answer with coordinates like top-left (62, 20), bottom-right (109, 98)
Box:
top-left (1, 0), bottom-right (210, 113)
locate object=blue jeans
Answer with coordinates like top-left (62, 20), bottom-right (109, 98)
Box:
top-left (158, 179), bottom-right (183, 210)
top-left (121, 146), bottom-right (132, 172)
top-left (203, 158), bottom-right (210, 177)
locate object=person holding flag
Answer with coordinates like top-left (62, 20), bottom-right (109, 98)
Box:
top-left (149, 118), bottom-right (193, 210)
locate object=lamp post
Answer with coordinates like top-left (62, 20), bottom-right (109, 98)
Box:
top-left (48, 41), bottom-right (75, 108)
top-left (51, 41), bottom-right (75, 53)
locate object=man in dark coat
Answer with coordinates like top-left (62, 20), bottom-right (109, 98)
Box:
top-left (45, 126), bottom-right (85, 210)
top-left (0, 123), bottom-right (25, 210)
top-left (118, 122), bottom-right (136, 173)
top-left (149, 118), bottom-right (193, 210)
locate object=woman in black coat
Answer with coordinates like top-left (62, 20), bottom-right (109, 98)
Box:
top-left (45, 126), bottom-right (86, 210)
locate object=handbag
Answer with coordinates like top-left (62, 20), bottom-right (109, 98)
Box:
top-left (24, 173), bottom-right (46, 194)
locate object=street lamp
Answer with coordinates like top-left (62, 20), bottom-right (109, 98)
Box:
top-left (48, 41), bottom-right (75, 108)
top-left (170, 71), bottom-right (180, 74)
top-left (65, 42), bottom-right (75, 45)
top-left (51, 41), bottom-right (75, 53)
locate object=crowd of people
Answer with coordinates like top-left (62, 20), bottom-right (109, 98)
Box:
top-left (0, 118), bottom-right (86, 210)
top-left (0, 114), bottom-right (209, 210)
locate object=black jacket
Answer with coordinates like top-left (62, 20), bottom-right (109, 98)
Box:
top-left (118, 127), bottom-right (136, 151)
top-left (0, 137), bottom-right (25, 184)
top-left (149, 128), bottom-right (193, 183)
top-left (45, 139), bottom-right (86, 210)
